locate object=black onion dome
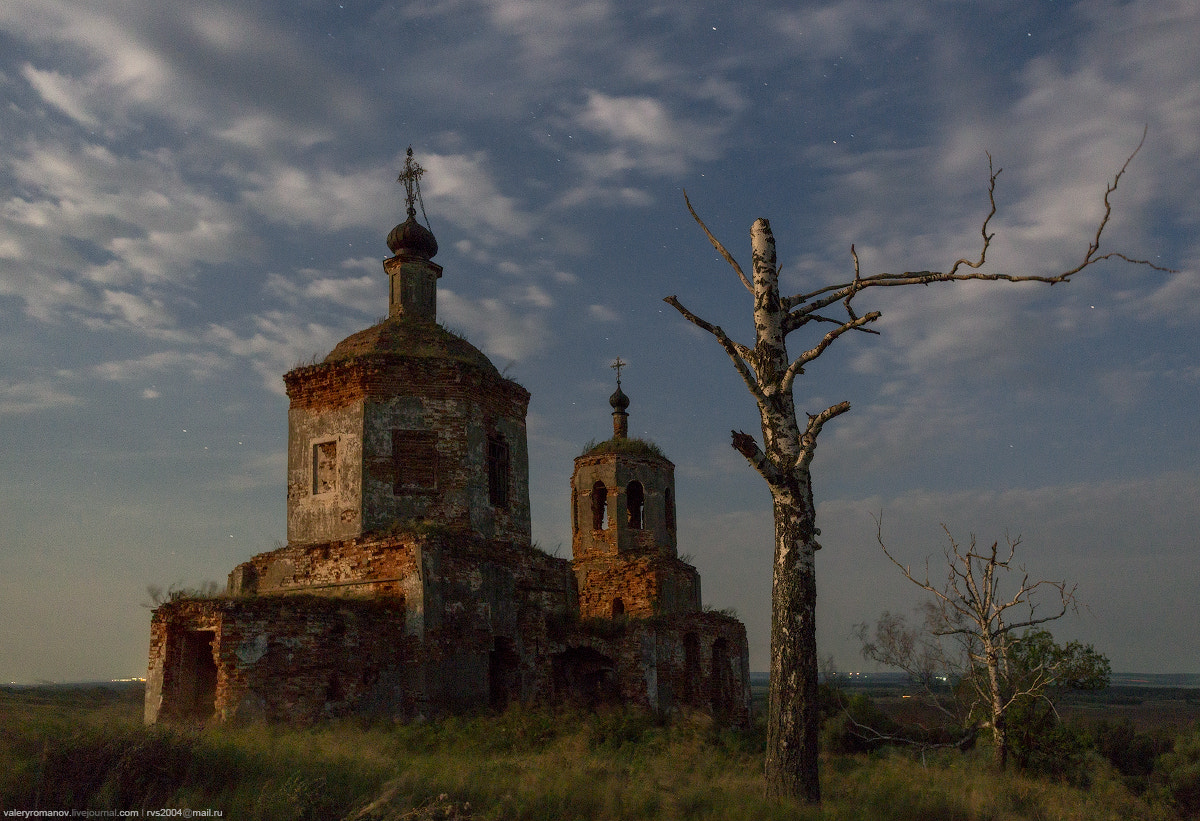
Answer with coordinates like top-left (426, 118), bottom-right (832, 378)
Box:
top-left (386, 215), bottom-right (438, 259)
top-left (609, 384), bottom-right (630, 412)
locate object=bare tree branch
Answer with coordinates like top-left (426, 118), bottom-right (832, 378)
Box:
top-left (780, 133), bottom-right (1173, 330)
top-left (684, 189), bottom-right (754, 293)
top-left (667, 135), bottom-right (1160, 801)
top-left (731, 430), bottom-right (784, 484)
top-left (663, 295), bottom-right (764, 403)
top-left (797, 402), bottom-right (850, 470)
top-left (781, 312), bottom-right (882, 397)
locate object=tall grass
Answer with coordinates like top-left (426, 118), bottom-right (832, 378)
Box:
top-left (0, 684), bottom-right (1182, 820)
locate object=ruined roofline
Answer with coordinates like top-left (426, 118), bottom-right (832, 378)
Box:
top-left (283, 350), bottom-right (531, 408)
top-left (577, 437), bottom-right (671, 463)
top-left (284, 318), bottom-right (522, 385)
top-left (242, 527), bottom-right (553, 563)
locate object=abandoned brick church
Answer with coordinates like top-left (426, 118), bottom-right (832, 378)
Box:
top-left (144, 152), bottom-right (750, 727)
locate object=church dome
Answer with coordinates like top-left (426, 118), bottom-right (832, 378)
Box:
top-left (323, 316), bottom-right (498, 375)
top-left (386, 215), bottom-right (438, 259)
top-left (609, 384), bottom-right (630, 412)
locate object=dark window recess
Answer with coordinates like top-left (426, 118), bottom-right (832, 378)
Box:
top-left (487, 434), bottom-right (510, 509)
top-left (592, 481), bottom-right (608, 530)
top-left (664, 487), bottom-right (676, 534)
top-left (393, 430), bottom-right (437, 493)
top-left (626, 481), bottom-right (644, 530)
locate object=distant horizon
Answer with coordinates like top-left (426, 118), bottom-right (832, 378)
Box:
top-left (7, 671), bottom-right (1200, 690)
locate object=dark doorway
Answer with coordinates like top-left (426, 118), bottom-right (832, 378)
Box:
top-left (489, 637), bottom-right (521, 710)
top-left (710, 637), bottom-right (735, 722)
top-left (683, 632), bottom-right (701, 706)
top-left (552, 647), bottom-right (618, 707)
top-left (176, 629), bottom-right (218, 720)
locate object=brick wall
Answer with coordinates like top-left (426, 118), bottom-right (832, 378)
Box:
top-left (284, 354), bottom-right (531, 545)
top-left (573, 553), bottom-right (700, 619)
top-left (147, 596), bottom-right (414, 724)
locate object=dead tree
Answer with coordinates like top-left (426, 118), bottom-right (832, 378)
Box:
top-left (664, 133), bottom-right (1166, 803)
top-left (873, 525), bottom-right (1078, 771)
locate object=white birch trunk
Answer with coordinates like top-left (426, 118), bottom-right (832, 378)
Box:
top-left (748, 219), bottom-right (822, 803)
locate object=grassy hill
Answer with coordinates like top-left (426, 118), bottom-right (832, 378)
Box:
top-left (1, 682), bottom-right (1194, 820)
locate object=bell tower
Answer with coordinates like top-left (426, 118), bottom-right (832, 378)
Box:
top-left (570, 362), bottom-right (699, 619)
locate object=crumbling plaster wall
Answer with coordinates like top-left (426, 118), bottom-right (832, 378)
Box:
top-left (286, 399), bottom-right (365, 544)
top-left (146, 596), bottom-right (414, 724)
top-left (224, 530), bottom-right (579, 716)
top-left (285, 355), bottom-right (531, 545)
top-left (228, 534), bottom-right (424, 632)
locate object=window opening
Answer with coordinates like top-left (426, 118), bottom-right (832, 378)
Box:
top-left (591, 481), bottom-right (608, 530)
top-left (313, 440), bottom-right (337, 495)
top-left (393, 430), bottom-right (437, 493)
top-left (612, 598), bottom-right (625, 619)
top-left (487, 434), bottom-right (510, 509)
top-left (664, 487), bottom-right (676, 534)
top-left (626, 481), bottom-right (644, 529)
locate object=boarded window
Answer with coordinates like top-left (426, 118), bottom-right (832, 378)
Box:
top-left (591, 481), bottom-right (608, 530)
top-left (313, 440), bottom-right (337, 495)
top-left (487, 434), bottom-right (510, 509)
top-left (626, 481), bottom-right (644, 529)
top-left (393, 430), bottom-right (437, 493)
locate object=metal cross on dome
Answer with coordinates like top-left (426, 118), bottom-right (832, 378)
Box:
top-left (397, 146), bottom-right (426, 219)
top-left (611, 357), bottom-right (626, 385)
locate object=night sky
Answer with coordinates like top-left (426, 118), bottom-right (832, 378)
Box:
top-left (1, 0), bottom-right (1197, 683)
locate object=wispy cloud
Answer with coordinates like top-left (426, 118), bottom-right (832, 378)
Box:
top-left (204, 312), bottom-right (346, 394)
top-left (439, 288), bottom-right (550, 363)
top-left (242, 164), bottom-right (395, 231)
top-left (92, 350), bottom-right (227, 382)
top-left (0, 138), bottom-right (246, 329)
top-left (0, 380), bottom-right (82, 415)
top-left (770, 1), bottom-right (932, 62)
top-left (422, 151), bottom-right (537, 242)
